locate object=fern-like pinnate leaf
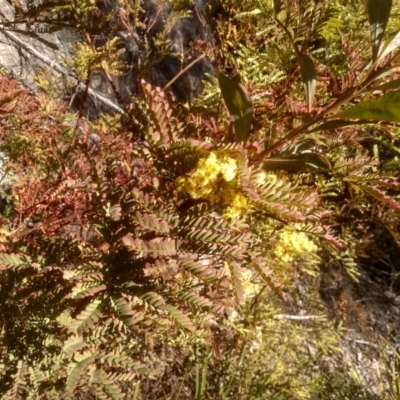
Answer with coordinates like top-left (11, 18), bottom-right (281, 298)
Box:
top-left (143, 82), bottom-right (189, 141)
top-left (227, 261), bottom-right (245, 303)
top-left (69, 298), bottom-right (103, 334)
top-left (143, 258), bottom-right (178, 280)
top-left (255, 178), bottom-right (316, 222)
top-left (133, 211), bottom-right (171, 234)
top-left (73, 284), bottom-right (107, 299)
top-left (102, 354), bottom-right (153, 375)
top-left (0, 253), bottom-right (31, 269)
top-left (6, 360), bottom-right (27, 400)
top-left (63, 335), bottom-right (87, 357)
top-left (122, 236), bottom-right (177, 257)
top-left (112, 295), bottom-right (144, 330)
top-left (28, 366), bottom-right (45, 392)
top-left (92, 369), bottom-right (124, 400)
top-left (130, 188), bottom-right (178, 226)
top-left (138, 290), bottom-right (196, 331)
top-left (179, 290), bottom-right (223, 313)
top-left (251, 257), bottom-right (285, 301)
top-left (180, 258), bottom-right (222, 283)
top-left (165, 304), bottom-right (196, 332)
top-left (361, 185), bottom-right (400, 211)
top-left (106, 203), bottom-right (122, 221)
top-left (139, 291), bottom-right (166, 309)
top-left (66, 355), bottom-right (95, 395)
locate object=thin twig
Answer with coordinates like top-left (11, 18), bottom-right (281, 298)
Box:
top-left (346, 339), bottom-right (397, 356)
top-left (163, 53), bottom-right (206, 90)
top-left (13, 209), bottom-right (93, 239)
top-left (69, 75), bottom-right (91, 150)
top-left (146, 8), bottom-right (162, 34)
top-left (274, 314), bottom-right (323, 320)
top-left (260, 86), bottom-right (359, 157)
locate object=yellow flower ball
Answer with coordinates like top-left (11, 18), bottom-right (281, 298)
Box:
top-left (219, 156), bottom-right (238, 182)
top-left (254, 171), bottom-right (277, 186)
top-left (176, 149), bottom-right (248, 220)
top-left (274, 229), bottom-right (317, 263)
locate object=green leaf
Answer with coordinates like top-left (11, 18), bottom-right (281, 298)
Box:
top-left (374, 78), bottom-right (400, 91)
top-left (263, 153), bottom-right (331, 171)
top-left (218, 72), bottom-right (253, 144)
top-left (367, 0), bottom-right (392, 61)
top-left (335, 91), bottom-right (400, 122)
top-left (278, 139), bottom-right (320, 156)
top-left (377, 30), bottom-right (400, 62)
top-left (273, 0), bottom-right (284, 15)
top-left (133, 382), bottom-right (141, 400)
top-left (366, 66), bottom-right (400, 86)
top-left (308, 120), bottom-right (368, 133)
top-left (298, 54), bottom-right (316, 112)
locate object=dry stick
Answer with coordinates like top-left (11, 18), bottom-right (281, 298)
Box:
top-left (346, 339), bottom-right (397, 356)
top-left (69, 75), bottom-right (91, 150)
top-left (13, 209), bottom-right (92, 239)
top-left (274, 314), bottom-right (323, 320)
top-left (102, 68), bottom-right (129, 112)
top-left (261, 85), bottom-right (360, 157)
top-left (146, 8), bottom-right (161, 34)
top-left (0, 29), bottom-right (125, 114)
top-left (163, 53), bottom-right (206, 91)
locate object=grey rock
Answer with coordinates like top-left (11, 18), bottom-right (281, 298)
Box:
top-left (0, 0), bottom-right (75, 91)
top-left (0, 0), bottom-right (214, 117)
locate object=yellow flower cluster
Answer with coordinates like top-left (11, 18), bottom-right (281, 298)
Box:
top-left (222, 192), bottom-right (247, 220)
top-left (241, 268), bottom-right (262, 299)
top-left (274, 229), bottom-right (318, 263)
top-left (176, 150), bottom-right (248, 219)
top-left (253, 171), bottom-right (277, 186)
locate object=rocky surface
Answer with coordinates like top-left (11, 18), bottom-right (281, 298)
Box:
top-left (0, 0), bottom-right (75, 89)
top-left (0, 0), bottom-right (214, 117)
